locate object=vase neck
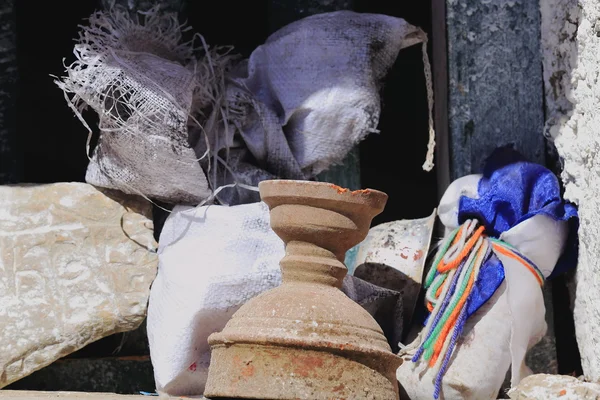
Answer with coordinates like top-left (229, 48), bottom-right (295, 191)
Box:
top-left (280, 241), bottom-right (347, 287)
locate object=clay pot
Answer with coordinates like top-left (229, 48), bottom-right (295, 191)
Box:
top-left (204, 180), bottom-right (402, 399)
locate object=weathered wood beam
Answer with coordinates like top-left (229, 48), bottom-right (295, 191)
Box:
top-left (446, 0), bottom-right (554, 377)
top-left (0, 0), bottom-right (19, 184)
top-left (447, 0), bottom-right (545, 179)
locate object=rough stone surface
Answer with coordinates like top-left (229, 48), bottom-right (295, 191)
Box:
top-left (508, 374), bottom-right (600, 400)
top-left (540, 0), bottom-right (578, 142)
top-left (0, 183), bottom-right (157, 388)
top-left (447, 0), bottom-right (545, 180)
top-left (540, 0), bottom-right (600, 380)
top-left (447, 0), bottom-right (556, 379)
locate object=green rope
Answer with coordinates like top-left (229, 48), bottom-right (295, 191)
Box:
top-left (425, 226), bottom-right (460, 288)
top-left (422, 249), bottom-right (478, 361)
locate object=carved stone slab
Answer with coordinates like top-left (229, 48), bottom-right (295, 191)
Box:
top-left (0, 183), bottom-right (157, 387)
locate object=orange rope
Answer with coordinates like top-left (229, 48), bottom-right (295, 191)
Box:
top-left (425, 225), bottom-right (483, 325)
top-left (429, 243), bottom-right (486, 366)
top-left (437, 226), bottom-right (485, 273)
top-left (492, 243), bottom-right (544, 286)
top-left (435, 283), bottom-right (444, 297)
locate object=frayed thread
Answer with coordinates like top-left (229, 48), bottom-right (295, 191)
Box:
top-left (55, 5), bottom-right (244, 206)
top-left (422, 39), bottom-right (436, 172)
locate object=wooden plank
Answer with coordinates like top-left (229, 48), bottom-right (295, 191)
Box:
top-left (446, 0), bottom-right (545, 179)
top-left (0, 0), bottom-right (19, 184)
top-left (446, 0), bottom-right (556, 378)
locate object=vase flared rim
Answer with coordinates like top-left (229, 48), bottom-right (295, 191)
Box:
top-left (259, 179), bottom-right (388, 211)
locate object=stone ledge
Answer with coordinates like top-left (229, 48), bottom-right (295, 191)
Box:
top-left (0, 391), bottom-right (192, 399)
top-left (509, 373), bottom-right (600, 399)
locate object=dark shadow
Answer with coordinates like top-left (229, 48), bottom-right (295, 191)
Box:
top-left (354, 262), bottom-right (420, 344)
top-left (186, 1), bottom-right (269, 58)
top-left (15, 0), bottom-right (98, 184)
top-left (6, 356), bottom-right (155, 394)
top-left (553, 271), bottom-right (583, 376)
top-left (354, 0), bottom-right (437, 225)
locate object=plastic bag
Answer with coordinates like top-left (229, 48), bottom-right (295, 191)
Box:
top-left (147, 202), bottom-right (281, 395)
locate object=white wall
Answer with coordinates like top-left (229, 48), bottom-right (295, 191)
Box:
top-left (541, 0), bottom-right (600, 381)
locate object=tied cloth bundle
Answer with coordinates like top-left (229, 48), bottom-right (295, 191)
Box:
top-left (397, 147), bottom-right (578, 400)
top-left (413, 219), bottom-right (544, 399)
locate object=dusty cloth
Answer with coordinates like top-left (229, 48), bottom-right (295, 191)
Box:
top-left (57, 8), bottom-right (434, 206)
top-left (56, 6), bottom-right (232, 205)
top-left (147, 201), bottom-right (403, 396)
top-left (202, 11), bottom-right (433, 205)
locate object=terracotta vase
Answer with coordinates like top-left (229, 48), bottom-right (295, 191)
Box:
top-left (204, 180), bottom-right (402, 399)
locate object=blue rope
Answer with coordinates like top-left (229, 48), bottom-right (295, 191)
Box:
top-left (433, 304), bottom-right (468, 399)
top-left (412, 257), bottom-right (466, 362)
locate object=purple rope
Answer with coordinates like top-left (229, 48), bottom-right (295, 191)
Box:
top-left (412, 258), bottom-right (466, 363)
top-left (433, 296), bottom-right (469, 399)
top-left (431, 242), bottom-right (492, 399)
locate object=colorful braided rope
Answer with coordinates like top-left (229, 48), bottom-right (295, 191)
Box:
top-left (413, 219), bottom-right (544, 399)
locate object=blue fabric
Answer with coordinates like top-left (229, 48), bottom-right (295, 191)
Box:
top-left (466, 254), bottom-right (505, 318)
top-left (457, 146), bottom-right (579, 315)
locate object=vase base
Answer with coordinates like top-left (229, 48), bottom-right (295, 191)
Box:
top-left (204, 343), bottom-right (398, 400)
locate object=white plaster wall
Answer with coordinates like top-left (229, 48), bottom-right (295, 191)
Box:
top-left (541, 0), bottom-right (600, 381)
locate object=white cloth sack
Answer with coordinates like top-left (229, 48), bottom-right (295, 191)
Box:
top-left (147, 202), bottom-right (282, 395)
top-left (396, 174), bottom-right (569, 400)
top-left (204, 11), bottom-right (432, 205)
top-left (148, 201), bottom-right (404, 396)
